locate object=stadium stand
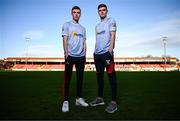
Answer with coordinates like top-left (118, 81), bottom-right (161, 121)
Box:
top-left (0, 59), bottom-right (4, 70)
top-left (0, 57), bottom-right (179, 71)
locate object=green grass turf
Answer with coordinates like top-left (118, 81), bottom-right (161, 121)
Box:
top-left (0, 71), bottom-right (180, 120)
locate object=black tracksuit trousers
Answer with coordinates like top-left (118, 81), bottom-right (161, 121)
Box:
top-left (62, 56), bottom-right (85, 101)
top-left (94, 51), bottom-right (117, 101)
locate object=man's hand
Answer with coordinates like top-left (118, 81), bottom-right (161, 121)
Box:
top-left (64, 52), bottom-right (68, 59)
top-left (109, 48), bottom-right (113, 56)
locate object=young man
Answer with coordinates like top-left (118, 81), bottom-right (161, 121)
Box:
top-left (89, 4), bottom-right (118, 113)
top-left (61, 6), bottom-right (88, 113)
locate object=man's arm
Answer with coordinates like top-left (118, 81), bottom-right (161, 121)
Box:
top-left (84, 39), bottom-right (87, 56)
top-left (109, 31), bottom-right (116, 55)
top-left (63, 36), bottom-right (68, 59)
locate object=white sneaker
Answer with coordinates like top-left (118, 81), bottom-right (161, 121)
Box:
top-left (62, 101), bottom-right (69, 112)
top-left (76, 98), bottom-right (89, 107)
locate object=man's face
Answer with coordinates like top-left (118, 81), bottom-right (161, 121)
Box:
top-left (98, 7), bottom-right (107, 19)
top-left (72, 9), bottom-right (81, 22)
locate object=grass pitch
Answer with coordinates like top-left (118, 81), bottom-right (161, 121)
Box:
top-left (0, 71), bottom-right (180, 120)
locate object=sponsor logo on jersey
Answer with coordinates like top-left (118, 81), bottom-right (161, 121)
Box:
top-left (96, 30), bottom-right (105, 35)
top-left (72, 31), bottom-right (83, 39)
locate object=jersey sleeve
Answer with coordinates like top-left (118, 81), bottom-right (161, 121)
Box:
top-left (62, 23), bottom-right (69, 37)
top-left (109, 18), bottom-right (117, 32)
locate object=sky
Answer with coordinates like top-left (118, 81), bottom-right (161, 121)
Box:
top-left (0, 0), bottom-right (180, 59)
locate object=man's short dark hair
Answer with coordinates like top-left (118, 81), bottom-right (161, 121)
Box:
top-left (98, 4), bottom-right (107, 10)
top-left (71, 6), bottom-right (81, 13)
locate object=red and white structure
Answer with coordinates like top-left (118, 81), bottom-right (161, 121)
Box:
top-left (1, 57), bottom-right (179, 71)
